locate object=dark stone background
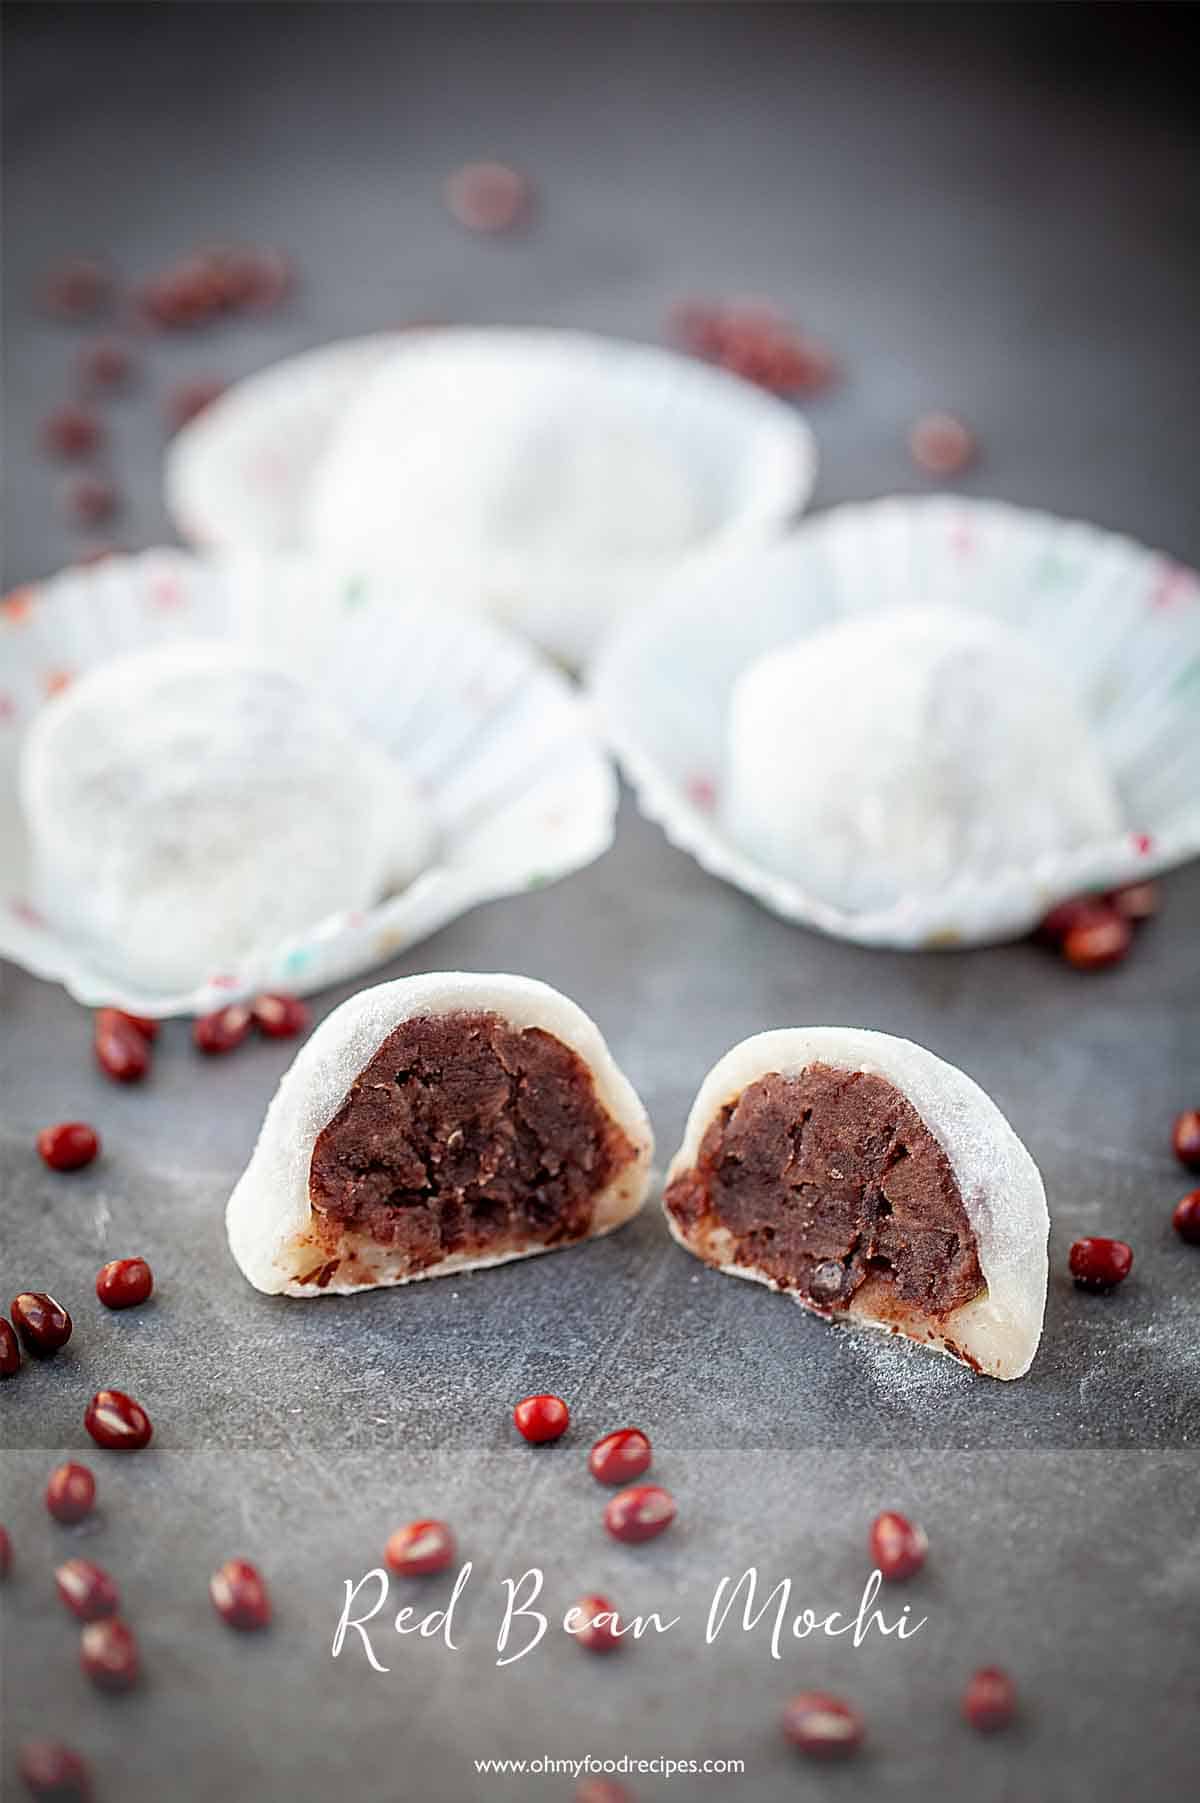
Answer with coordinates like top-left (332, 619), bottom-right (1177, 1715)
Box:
top-left (2, 5), bottom-right (1197, 1800)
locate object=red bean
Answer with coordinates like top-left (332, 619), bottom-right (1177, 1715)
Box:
top-left (445, 161), bottom-right (532, 233)
top-left (782, 1690), bottom-right (864, 1759)
top-left (513, 1393), bottom-right (570, 1443)
top-left (210, 1557), bottom-right (271, 1630)
top-left (384, 1519), bottom-right (456, 1577)
top-left (63, 476), bottom-right (119, 529)
top-left (56, 1556), bottom-right (119, 1622)
top-left (1069, 1236), bottom-right (1133, 1291)
top-left (80, 337), bottom-right (134, 389)
top-left (252, 993), bottom-right (310, 1038)
top-left (111, 1010), bottom-right (159, 1041)
top-left (94, 1008), bottom-right (151, 1082)
top-left (84, 1388), bottom-right (153, 1450)
top-left (1109, 881), bottom-right (1158, 922)
top-left (41, 407), bottom-right (103, 459)
top-left (1061, 910), bottom-right (1133, 971)
top-left (868, 1509), bottom-right (928, 1581)
top-left (588, 1428), bottom-right (652, 1486)
top-left (192, 1004), bottom-right (253, 1055)
top-left (1173, 1190), bottom-right (1200, 1245)
top-left (963, 1666), bottom-right (1017, 1732)
top-left (908, 412), bottom-right (975, 476)
top-left (95, 1258), bottom-right (154, 1310)
top-left (40, 257), bottom-right (111, 321)
top-left (1171, 1110), bottom-right (1200, 1172)
top-left (45, 1462), bottom-right (96, 1524)
top-left (0, 1524), bottom-right (11, 1578)
top-left (18, 1741), bottom-right (93, 1801)
top-left (11, 1292), bottom-right (72, 1357)
top-left (37, 1121), bottom-right (100, 1172)
top-left (80, 1615), bottom-right (139, 1691)
top-left (0, 1318), bottom-right (20, 1377)
top-left (603, 1484), bottom-right (676, 1545)
top-left (568, 1593), bottom-right (623, 1653)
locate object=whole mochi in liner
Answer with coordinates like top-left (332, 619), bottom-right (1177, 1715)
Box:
top-left (724, 605), bottom-right (1123, 914)
top-left (19, 642), bottom-right (434, 994)
top-left (308, 336), bottom-right (703, 570)
top-left (663, 1028), bottom-right (1048, 1379)
top-left (226, 973), bottom-right (654, 1296)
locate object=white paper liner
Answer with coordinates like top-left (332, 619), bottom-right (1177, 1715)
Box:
top-left (164, 327), bottom-right (817, 666)
top-left (588, 494), bottom-right (1200, 948)
top-left (0, 548), bottom-right (617, 1015)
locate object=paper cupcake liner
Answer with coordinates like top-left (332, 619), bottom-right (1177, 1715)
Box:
top-left (0, 548), bottom-right (616, 1014)
top-left (587, 494), bottom-right (1200, 948)
top-left (164, 327), bottom-right (817, 667)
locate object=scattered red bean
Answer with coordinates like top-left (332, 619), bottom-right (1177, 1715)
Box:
top-left (1173, 1190), bottom-right (1200, 1245)
top-left (1171, 1110), bottom-right (1200, 1172)
top-left (12, 1292), bottom-right (73, 1357)
top-left (909, 411), bottom-right (975, 476)
top-left (56, 1556), bottom-right (119, 1622)
top-left (193, 1003), bottom-right (253, 1055)
top-left (140, 245), bottom-right (294, 330)
top-left (589, 1427), bottom-right (652, 1486)
top-left (868, 1509), bottom-right (928, 1581)
top-left (1034, 894), bottom-right (1104, 943)
top-left (568, 1593), bottom-right (623, 1653)
top-left (670, 299), bottom-right (836, 395)
top-left (384, 1518), bottom-right (457, 1577)
top-left (45, 1462), bottom-right (96, 1525)
top-left (112, 1010), bottom-right (159, 1041)
top-left (80, 1615), bottom-right (139, 1691)
top-left (210, 1556), bottom-right (272, 1630)
top-left (252, 993), bottom-right (310, 1038)
top-left (963, 1665), bottom-right (1017, 1732)
top-left (84, 1388), bottom-right (153, 1450)
top-left (1109, 881), bottom-right (1158, 922)
top-left (1, 1318), bottom-right (21, 1377)
top-left (40, 257), bottom-right (112, 321)
top-left (513, 1392), bottom-right (570, 1443)
top-left (94, 1007), bottom-right (152, 1082)
top-left (603, 1484), bottom-right (676, 1545)
top-left (41, 406), bottom-right (103, 459)
top-left (1061, 908), bottom-right (1133, 970)
top-left (781, 1690), bottom-right (865, 1759)
top-left (165, 377), bottom-right (227, 433)
top-left (80, 336), bottom-right (134, 389)
top-left (37, 1121), bottom-right (100, 1172)
top-left (96, 1257), bottom-right (154, 1310)
top-left (62, 475), bottom-right (119, 529)
top-left (445, 161), bottom-right (533, 234)
top-left (1069, 1236), bottom-right (1134, 1291)
top-left (575, 1783), bottom-right (631, 1803)
top-left (18, 1741), bottom-right (93, 1801)
top-left (0, 1524), bottom-right (11, 1577)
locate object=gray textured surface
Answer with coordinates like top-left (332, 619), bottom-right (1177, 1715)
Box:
top-left (2, 5), bottom-right (1198, 1801)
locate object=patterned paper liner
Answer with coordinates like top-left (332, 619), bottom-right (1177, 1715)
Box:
top-left (588, 494), bottom-right (1200, 948)
top-left (0, 548), bottom-right (617, 1014)
top-left (163, 327), bottom-right (817, 666)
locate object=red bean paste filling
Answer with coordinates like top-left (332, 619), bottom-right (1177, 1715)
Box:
top-left (664, 1064), bottom-right (984, 1319)
top-left (308, 1011), bottom-right (635, 1267)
